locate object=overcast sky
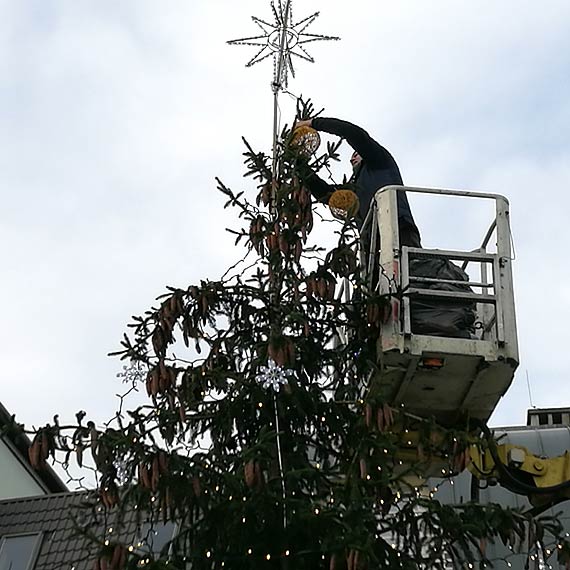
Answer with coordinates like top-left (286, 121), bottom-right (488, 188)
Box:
top-left (1, 0), bottom-right (570, 433)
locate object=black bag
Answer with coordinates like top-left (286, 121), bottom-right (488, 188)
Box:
top-left (408, 258), bottom-right (476, 339)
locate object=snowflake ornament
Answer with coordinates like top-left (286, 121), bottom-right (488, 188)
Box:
top-left (114, 456), bottom-right (131, 486)
top-left (116, 362), bottom-right (147, 385)
top-left (256, 359), bottom-right (295, 392)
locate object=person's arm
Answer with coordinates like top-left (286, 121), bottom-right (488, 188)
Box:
top-left (302, 117), bottom-right (387, 166)
top-left (302, 170), bottom-right (334, 204)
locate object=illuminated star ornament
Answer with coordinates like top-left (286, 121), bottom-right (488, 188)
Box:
top-left (228, 0), bottom-right (339, 92)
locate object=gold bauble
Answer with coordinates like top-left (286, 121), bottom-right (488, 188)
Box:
top-left (290, 126), bottom-right (321, 155)
top-left (328, 189), bottom-right (360, 220)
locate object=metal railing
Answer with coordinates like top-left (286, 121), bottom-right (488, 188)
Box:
top-left (369, 186), bottom-right (517, 351)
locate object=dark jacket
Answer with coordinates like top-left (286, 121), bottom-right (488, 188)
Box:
top-left (304, 117), bottom-right (420, 241)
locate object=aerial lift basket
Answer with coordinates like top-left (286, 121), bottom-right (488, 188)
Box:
top-left (364, 186), bottom-right (519, 426)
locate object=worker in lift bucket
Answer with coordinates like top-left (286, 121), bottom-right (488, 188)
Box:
top-left (294, 116), bottom-right (422, 248)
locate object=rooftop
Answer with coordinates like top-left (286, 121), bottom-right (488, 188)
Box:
top-left (0, 401), bottom-right (67, 495)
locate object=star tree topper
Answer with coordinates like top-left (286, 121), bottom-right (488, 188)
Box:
top-left (228, 0), bottom-right (339, 91)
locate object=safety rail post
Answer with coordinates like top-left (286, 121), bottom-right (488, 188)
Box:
top-left (479, 249), bottom-right (494, 342)
top-left (375, 187), bottom-right (403, 349)
top-left (400, 246), bottom-right (412, 336)
top-left (495, 196), bottom-right (516, 351)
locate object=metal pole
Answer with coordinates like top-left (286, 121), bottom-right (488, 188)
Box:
top-left (271, 0), bottom-right (292, 207)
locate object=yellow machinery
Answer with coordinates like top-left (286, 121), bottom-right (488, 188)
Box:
top-left (469, 424), bottom-right (570, 510)
top-left (387, 416), bottom-right (570, 511)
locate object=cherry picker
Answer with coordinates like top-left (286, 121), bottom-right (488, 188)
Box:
top-left (361, 185), bottom-right (570, 511)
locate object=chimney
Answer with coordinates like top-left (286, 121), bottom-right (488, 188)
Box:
top-left (527, 407), bottom-right (570, 427)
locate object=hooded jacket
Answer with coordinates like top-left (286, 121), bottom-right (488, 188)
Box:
top-left (305, 117), bottom-right (419, 236)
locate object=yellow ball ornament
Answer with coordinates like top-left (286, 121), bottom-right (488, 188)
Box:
top-left (328, 189), bottom-right (360, 220)
top-left (290, 126), bottom-right (321, 155)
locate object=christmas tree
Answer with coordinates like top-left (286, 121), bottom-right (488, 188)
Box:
top-left (21, 2), bottom-right (570, 569)
top-left (22, 96), bottom-right (570, 569)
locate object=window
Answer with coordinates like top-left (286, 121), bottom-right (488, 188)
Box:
top-left (132, 522), bottom-right (176, 558)
top-left (552, 412), bottom-right (562, 425)
top-left (0, 533), bottom-right (42, 570)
